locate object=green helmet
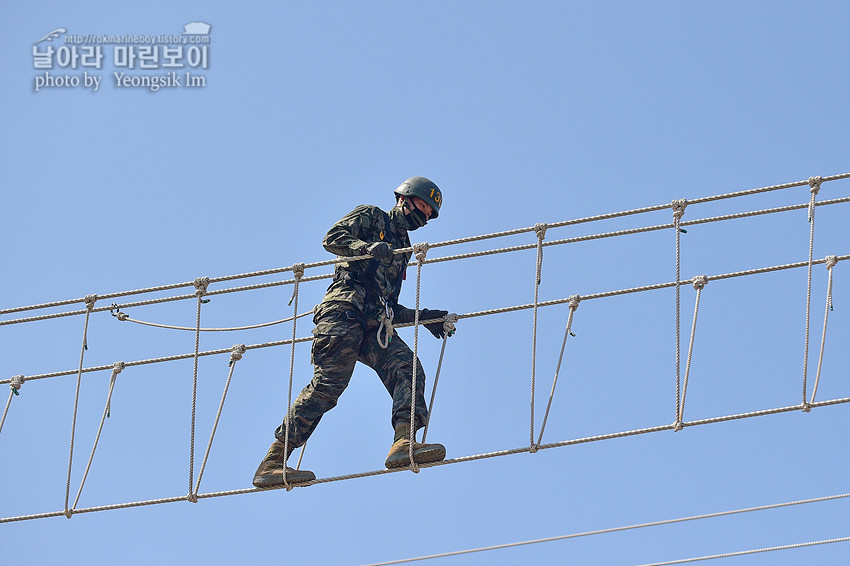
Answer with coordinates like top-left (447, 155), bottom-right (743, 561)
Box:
top-left (394, 176), bottom-right (442, 219)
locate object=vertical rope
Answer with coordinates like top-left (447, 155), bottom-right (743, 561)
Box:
top-left (188, 277), bottom-right (208, 502)
top-left (536, 295), bottom-right (579, 446)
top-left (802, 177), bottom-right (821, 411)
top-left (65, 294), bottom-right (96, 519)
top-left (676, 276), bottom-right (708, 430)
top-left (282, 264), bottom-right (305, 490)
top-left (193, 345), bottom-right (245, 496)
top-left (422, 314), bottom-right (457, 443)
top-left (0, 376), bottom-right (24, 437)
top-left (72, 361), bottom-right (124, 510)
top-left (810, 255), bottom-right (837, 405)
top-left (409, 244), bottom-right (429, 473)
top-left (672, 200), bottom-right (687, 425)
top-left (530, 223), bottom-right (547, 452)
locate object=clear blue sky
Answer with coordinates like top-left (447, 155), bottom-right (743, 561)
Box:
top-left (1, 2), bottom-right (848, 564)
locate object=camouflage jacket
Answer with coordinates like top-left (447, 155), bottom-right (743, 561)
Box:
top-left (319, 204), bottom-right (415, 318)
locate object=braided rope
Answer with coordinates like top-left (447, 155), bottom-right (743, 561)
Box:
top-left (72, 361), bottom-right (125, 511)
top-left (810, 255), bottom-right (837, 405)
top-left (408, 243), bottom-right (430, 473)
top-left (422, 314), bottom-right (457, 443)
top-left (676, 276), bottom-right (708, 430)
top-left (194, 345), bottom-right (246, 496)
top-left (65, 295), bottom-right (96, 518)
top-left (802, 177), bottom-right (822, 411)
top-left (672, 200), bottom-right (687, 425)
top-left (529, 224), bottom-right (547, 451)
top-left (282, 264), bottom-right (305, 491)
top-left (536, 295), bottom-right (579, 446)
top-left (187, 278), bottom-right (208, 502)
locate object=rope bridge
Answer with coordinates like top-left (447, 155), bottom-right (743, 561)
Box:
top-left (2, 171), bottom-right (848, 565)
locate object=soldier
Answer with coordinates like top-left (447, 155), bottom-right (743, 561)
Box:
top-left (253, 177), bottom-right (451, 487)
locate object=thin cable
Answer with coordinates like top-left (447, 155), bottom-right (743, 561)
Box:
top-left (362, 493), bottom-right (850, 565)
top-left (112, 309), bottom-right (314, 332)
top-left (536, 296), bottom-right (578, 446)
top-left (65, 295), bottom-right (96, 519)
top-left (810, 256), bottom-right (837, 405)
top-left (637, 536), bottom-right (850, 566)
top-left (72, 362), bottom-right (124, 510)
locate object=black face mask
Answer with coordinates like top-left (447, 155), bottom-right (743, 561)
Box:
top-left (402, 199), bottom-right (428, 230)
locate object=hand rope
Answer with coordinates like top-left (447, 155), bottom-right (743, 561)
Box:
top-left (193, 344), bottom-right (246, 496)
top-left (802, 176), bottom-right (821, 411)
top-left (676, 276), bottom-right (708, 430)
top-left (65, 293), bottom-right (96, 519)
top-left (0, 376), bottom-right (24, 437)
top-left (187, 277), bottom-right (208, 503)
top-left (421, 313), bottom-right (457, 443)
top-left (282, 263), bottom-right (305, 491)
top-left (809, 255), bottom-right (837, 405)
top-left (72, 361), bottom-right (124, 511)
top-left (672, 200), bottom-right (687, 425)
top-left (408, 243), bottom-right (430, 473)
top-left (537, 295), bottom-right (579, 446)
top-left (110, 304), bottom-right (314, 332)
top-left (530, 223), bottom-right (547, 452)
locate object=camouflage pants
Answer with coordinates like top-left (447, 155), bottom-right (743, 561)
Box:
top-left (274, 307), bottom-right (428, 448)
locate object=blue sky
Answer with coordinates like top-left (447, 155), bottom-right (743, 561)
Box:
top-left (1, 1), bottom-right (848, 564)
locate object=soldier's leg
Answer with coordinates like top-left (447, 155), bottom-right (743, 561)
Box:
top-left (359, 329), bottom-right (428, 430)
top-left (274, 314), bottom-right (363, 448)
top-left (360, 330), bottom-right (445, 468)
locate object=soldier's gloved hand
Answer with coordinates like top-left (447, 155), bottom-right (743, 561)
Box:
top-left (419, 309), bottom-right (449, 339)
top-left (365, 241), bottom-right (393, 260)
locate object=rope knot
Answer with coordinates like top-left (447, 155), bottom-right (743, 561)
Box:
top-left (568, 294), bottom-right (581, 310)
top-left (443, 312), bottom-right (459, 337)
top-left (194, 276), bottom-right (210, 297)
top-left (825, 255), bottom-right (838, 269)
top-left (10, 375), bottom-right (24, 393)
top-left (292, 263), bottom-right (306, 281)
top-left (116, 312), bottom-right (129, 321)
top-left (112, 361), bottom-right (125, 375)
top-left (692, 275), bottom-right (709, 290)
top-left (671, 199), bottom-right (688, 220)
top-left (84, 294), bottom-right (97, 311)
top-left (229, 344), bottom-right (247, 364)
top-left (534, 222), bottom-right (548, 240)
top-left (674, 420), bottom-right (684, 432)
top-left (808, 176), bottom-right (822, 195)
top-left (412, 242), bottom-right (430, 263)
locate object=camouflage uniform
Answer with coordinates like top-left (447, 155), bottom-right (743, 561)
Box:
top-left (274, 204), bottom-right (431, 448)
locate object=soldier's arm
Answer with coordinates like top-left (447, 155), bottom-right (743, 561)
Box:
top-left (322, 205), bottom-right (375, 257)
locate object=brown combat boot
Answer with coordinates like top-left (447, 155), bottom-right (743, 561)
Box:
top-left (385, 422), bottom-right (446, 469)
top-left (252, 439), bottom-right (315, 488)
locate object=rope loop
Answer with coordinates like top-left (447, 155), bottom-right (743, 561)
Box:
top-left (534, 222), bottom-right (548, 240)
top-left (84, 294), bottom-right (97, 311)
top-left (292, 263), bottom-right (306, 281)
top-left (193, 277), bottom-right (210, 297)
top-left (671, 199), bottom-right (688, 220)
top-left (692, 275), bottom-right (709, 290)
top-left (808, 176), bottom-right (823, 195)
top-left (229, 343), bottom-right (247, 365)
top-left (412, 242), bottom-right (430, 263)
top-left (825, 255), bottom-right (838, 269)
top-left (376, 300), bottom-right (394, 349)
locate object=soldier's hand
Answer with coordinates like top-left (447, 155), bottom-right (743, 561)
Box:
top-left (365, 241), bottom-right (393, 260)
top-left (420, 309), bottom-right (449, 339)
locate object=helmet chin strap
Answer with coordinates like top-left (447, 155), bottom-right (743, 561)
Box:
top-left (401, 197), bottom-right (428, 229)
